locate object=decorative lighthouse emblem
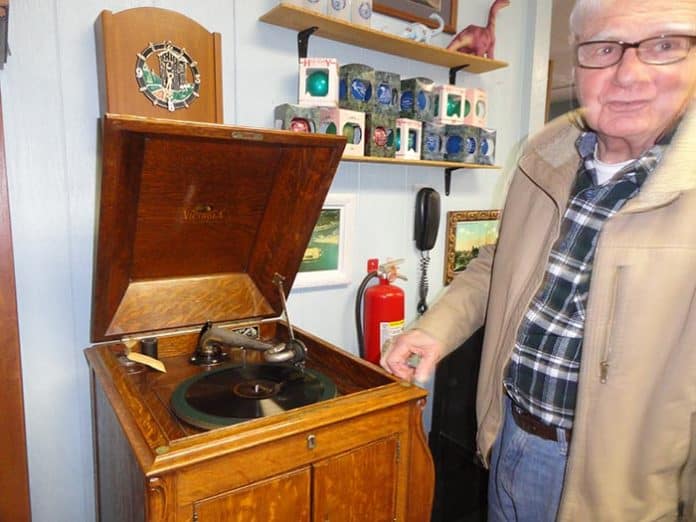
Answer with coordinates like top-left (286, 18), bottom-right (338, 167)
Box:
top-left (135, 41), bottom-right (201, 112)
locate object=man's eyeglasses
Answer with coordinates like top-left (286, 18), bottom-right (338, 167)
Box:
top-left (575, 34), bottom-right (696, 69)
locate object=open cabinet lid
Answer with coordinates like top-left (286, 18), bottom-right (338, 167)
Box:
top-left (91, 114), bottom-right (345, 342)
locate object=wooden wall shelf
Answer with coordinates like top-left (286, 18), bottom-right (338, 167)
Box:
top-left (342, 157), bottom-right (500, 195)
top-left (260, 3), bottom-right (507, 73)
top-left (342, 155), bottom-right (500, 170)
top-left (260, 2), bottom-right (507, 196)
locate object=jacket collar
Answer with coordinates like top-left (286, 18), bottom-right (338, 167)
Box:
top-left (517, 112), bottom-right (583, 209)
top-left (518, 106), bottom-right (696, 213)
top-left (622, 104), bottom-right (696, 213)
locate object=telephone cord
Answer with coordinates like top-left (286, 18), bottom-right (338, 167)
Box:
top-left (417, 251), bottom-right (430, 316)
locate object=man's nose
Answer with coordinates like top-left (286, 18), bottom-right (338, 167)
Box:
top-left (613, 47), bottom-right (651, 85)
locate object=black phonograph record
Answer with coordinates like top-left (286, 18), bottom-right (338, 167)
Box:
top-left (171, 320), bottom-right (337, 429)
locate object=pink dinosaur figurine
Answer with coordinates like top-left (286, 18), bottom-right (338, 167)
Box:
top-left (446, 0), bottom-right (510, 59)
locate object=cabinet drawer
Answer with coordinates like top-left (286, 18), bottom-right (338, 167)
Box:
top-left (194, 468), bottom-right (311, 522)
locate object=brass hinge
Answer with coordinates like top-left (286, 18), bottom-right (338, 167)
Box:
top-left (192, 509), bottom-right (199, 522)
top-left (396, 439), bottom-right (401, 463)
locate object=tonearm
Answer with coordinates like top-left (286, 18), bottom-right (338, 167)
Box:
top-left (190, 273), bottom-right (307, 367)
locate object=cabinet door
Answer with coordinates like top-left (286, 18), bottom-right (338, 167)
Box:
top-left (194, 467), bottom-right (311, 522)
top-left (313, 436), bottom-right (399, 522)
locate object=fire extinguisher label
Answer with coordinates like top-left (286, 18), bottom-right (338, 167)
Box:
top-left (379, 319), bottom-right (404, 355)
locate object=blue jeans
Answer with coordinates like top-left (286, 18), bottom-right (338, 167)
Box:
top-left (488, 397), bottom-right (570, 522)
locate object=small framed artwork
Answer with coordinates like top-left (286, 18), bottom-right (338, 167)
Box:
top-left (444, 210), bottom-right (500, 284)
top-left (295, 193), bottom-right (355, 289)
top-left (373, 0), bottom-right (458, 34)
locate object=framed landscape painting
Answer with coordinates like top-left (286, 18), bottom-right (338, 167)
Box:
top-left (444, 210), bottom-right (500, 284)
top-left (295, 194), bottom-right (355, 289)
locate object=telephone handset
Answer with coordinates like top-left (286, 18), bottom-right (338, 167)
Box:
top-left (415, 188), bottom-right (440, 251)
top-left (414, 188), bottom-right (440, 315)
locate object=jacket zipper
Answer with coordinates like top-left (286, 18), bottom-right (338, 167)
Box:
top-left (596, 193), bottom-right (675, 382)
top-left (677, 412), bottom-right (696, 520)
top-left (599, 265), bottom-right (627, 384)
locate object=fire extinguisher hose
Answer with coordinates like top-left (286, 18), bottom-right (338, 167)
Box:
top-left (355, 270), bottom-right (379, 359)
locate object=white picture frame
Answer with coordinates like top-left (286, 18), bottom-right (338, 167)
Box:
top-left (294, 193), bottom-right (355, 289)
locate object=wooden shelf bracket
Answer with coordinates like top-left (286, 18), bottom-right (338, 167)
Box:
top-left (298, 26), bottom-right (319, 59)
top-left (0, 1), bottom-right (8, 68)
top-left (444, 167), bottom-right (460, 196)
top-left (448, 64), bottom-right (469, 85)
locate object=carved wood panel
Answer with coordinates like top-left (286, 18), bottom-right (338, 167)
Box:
top-left (313, 437), bottom-right (399, 522)
top-left (194, 468), bottom-right (311, 522)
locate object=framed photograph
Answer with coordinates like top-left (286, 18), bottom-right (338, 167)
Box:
top-left (295, 194), bottom-right (355, 289)
top-left (373, 0), bottom-right (458, 34)
top-left (444, 210), bottom-right (500, 284)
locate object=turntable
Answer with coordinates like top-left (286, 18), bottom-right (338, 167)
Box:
top-left (171, 320), bottom-right (338, 430)
top-left (86, 8), bottom-right (432, 522)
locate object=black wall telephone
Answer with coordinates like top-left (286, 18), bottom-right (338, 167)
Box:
top-left (414, 188), bottom-right (440, 315)
top-left (415, 187), bottom-right (440, 251)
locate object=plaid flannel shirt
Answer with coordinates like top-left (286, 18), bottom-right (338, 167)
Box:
top-left (503, 131), bottom-right (666, 429)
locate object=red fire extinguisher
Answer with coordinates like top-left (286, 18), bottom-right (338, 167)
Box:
top-left (355, 258), bottom-right (406, 364)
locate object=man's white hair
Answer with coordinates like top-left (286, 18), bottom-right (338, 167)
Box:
top-left (570, 0), bottom-right (696, 41)
top-left (568, 0), bottom-right (605, 41)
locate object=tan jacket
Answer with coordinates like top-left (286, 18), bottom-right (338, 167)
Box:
top-left (416, 107), bottom-right (696, 520)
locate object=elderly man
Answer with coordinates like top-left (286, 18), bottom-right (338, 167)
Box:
top-left (382, 0), bottom-right (696, 520)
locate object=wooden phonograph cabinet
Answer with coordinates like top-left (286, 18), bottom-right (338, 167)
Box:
top-left (86, 8), bottom-right (434, 522)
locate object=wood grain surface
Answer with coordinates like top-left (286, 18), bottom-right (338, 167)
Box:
top-left (0, 85), bottom-right (31, 522)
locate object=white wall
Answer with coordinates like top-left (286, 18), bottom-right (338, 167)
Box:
top-left (1, 1), bottom-right (550, 520)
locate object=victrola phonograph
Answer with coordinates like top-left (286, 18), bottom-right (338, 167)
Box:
top-left (86, 7), bottom-right (434, 522)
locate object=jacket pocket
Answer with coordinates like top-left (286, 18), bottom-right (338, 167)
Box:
top-left (678, 411), bottom-right (696, 521)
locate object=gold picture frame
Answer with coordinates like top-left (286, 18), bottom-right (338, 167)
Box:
top-left (444, 210), bottom-right (500, 284)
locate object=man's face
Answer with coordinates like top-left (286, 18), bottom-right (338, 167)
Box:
top-left (574, 1), bottom-right (696, 148)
